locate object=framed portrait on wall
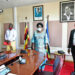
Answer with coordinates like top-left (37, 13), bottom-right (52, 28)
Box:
top-left (60, 1), bottom-right (74, 22)
top-left (33, 5), bottom-right (44, 21)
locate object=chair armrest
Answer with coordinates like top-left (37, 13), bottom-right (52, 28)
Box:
top-left (41, 64), bottom-right (53, 71)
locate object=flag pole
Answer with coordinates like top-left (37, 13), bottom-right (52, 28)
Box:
top-left (47, 15), bottom-right (49, 22)
top-left (24, 17), bottom-right (30, 50)
top-left (25, 17), bottom-right (27, 26)
top-left (47, 15), bottom-right (50, 43)
top-left (46, 15), bottom-right (50, 59)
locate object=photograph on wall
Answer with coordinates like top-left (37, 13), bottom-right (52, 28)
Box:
top-left (60, 1), bottom-right (74, 22)
top-left (33, 5), bottom-right (43, 21)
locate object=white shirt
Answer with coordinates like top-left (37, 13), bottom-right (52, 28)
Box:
top-left (73, 32), bottom-right (75, 45)
top-left (5, 29), bottom-right (16, 42)
top-left (64, 12), bottom-right (73, 21)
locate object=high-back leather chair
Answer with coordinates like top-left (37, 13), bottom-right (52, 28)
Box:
top-left (34, 56), bottom-right (63, 75)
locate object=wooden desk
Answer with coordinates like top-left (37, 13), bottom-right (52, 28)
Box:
top-left (0, 51), bottom-right (20, 65)
top-left (0, 50), bottom-right (45, 75)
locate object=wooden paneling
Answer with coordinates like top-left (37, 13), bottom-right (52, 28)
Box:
top-left (33, 21), bottom-right (62, 47)
top-left (4, 23), bottom-right (10, 41)
top-left (20, 22), bottom-right (25, 44)
top-left (49, 21), bottom-right (62, 47)
top-left (20, 22), bottom-right (29, 44)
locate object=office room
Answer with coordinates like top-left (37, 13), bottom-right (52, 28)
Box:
top-left (0, 0), bottom-right (75, 75)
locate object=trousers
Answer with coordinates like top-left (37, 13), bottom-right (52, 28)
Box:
top-left (6, 41), bottom-right (16, 51)
top-left (71, 46), bottom-right (75, 71)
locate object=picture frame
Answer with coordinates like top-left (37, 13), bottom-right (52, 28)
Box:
top-left (33, 5), bottom-right (44, 21)
top-left (60, 1), bottom-right (74, 22)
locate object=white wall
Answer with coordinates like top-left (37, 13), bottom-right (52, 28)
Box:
top-left (0, 1), bottom-right (73, 61)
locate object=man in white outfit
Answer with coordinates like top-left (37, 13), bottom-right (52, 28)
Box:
top-left (5, 23), bottom-right (16, 52)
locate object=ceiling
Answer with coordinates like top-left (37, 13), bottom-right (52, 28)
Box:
top-left (0, 0), bottom-right (64, 9)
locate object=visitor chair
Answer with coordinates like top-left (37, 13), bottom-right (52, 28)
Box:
top-left (34, 56), bottom-right (63, 75)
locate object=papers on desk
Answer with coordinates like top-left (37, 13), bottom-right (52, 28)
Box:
top-left (0, 65), bottom-right (16, 75)
top-left (0, 65), bottom-right (6, 72)
top-left (0, 65), bottom-right (11, 75)
top-left (7, 73), bottom-right (16, 75)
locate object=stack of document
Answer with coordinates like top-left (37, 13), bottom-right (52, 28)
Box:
top-left (0, 65), bottom-right (11, 75)
top-left (0, 65), bottom-right (6, 72)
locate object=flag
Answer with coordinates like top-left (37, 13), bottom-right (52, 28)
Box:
top-left (24, 23), bottom-right (30, 49)
top-left (46, 20), bottom-right (50, 59)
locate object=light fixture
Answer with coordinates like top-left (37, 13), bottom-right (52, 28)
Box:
top-left (6, 0), bottom-right (10, 1)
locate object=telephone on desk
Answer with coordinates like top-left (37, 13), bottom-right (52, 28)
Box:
top-left (0, 65), bottom-right (11, 75)
top-left (19, 56), bottom-right (26, 64)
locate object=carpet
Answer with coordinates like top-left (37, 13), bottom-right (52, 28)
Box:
top-left (44, 60), bottom-right (74, 75)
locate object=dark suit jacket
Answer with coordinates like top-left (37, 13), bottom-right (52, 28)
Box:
top-left (62, 15), bottom-right (74, 21)
top-left (68, 29), bottom-right (75, 48)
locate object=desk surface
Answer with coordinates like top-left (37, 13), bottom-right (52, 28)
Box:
top-left (0, 51), bottom-right (20, 65)
top-left (0, 50), bottom-right (45, 75)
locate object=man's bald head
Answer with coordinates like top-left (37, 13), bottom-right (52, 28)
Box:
top-left (9, 23), bottom-right (13, 28)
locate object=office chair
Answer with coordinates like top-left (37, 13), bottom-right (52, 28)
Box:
top-left (34, 56), bottom-right (63, 75)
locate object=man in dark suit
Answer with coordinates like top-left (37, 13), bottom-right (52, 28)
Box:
top-left (68, 25), bottom-right (75, 72)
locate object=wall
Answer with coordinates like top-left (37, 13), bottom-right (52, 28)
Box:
top-left (43, 2), bottom-right (73, 61)
top-left (17, 6), bottom-right (33, 48)
top-left (17, 2), bottom-right (60, 48)
top-left (0, 1), bottom-right (73, 61)
top-left (0, 8), bottom-right (13, 49)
